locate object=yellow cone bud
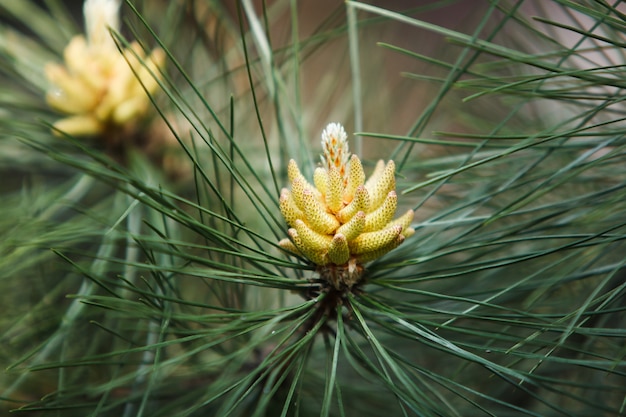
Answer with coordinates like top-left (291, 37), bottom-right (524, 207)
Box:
top-left (289, 177), bottom-right (307, 211)
top-left (355, 234), bottom-right (405, 264)
top-left (277, 123), bottom-right (414, 289)
top-left (349, 225), bottom-right (403, 255)
top-left (313, 167), bottom-right (328, 196)
top-left (52, 114), bottom-right (102, 136)
top-left (337, 185), bottom-right (369, 224)
top-left (294, 220), bottom-right (333, 251)
top-left (45, 0), bottom-right (164, 138)
top-left (387, 209), bottom-right (414, 234)
top-left (288, 229), bottom-right (329, 266)
top-left (327, 166), bottom-right (344, 213)
top-left (328, 234), bottom-right (350, 265)
top-left (301, 189), bottom-right (340, 234)
top-left (279, 189), bottom-right (305, 227)
top-left (288, 159), bottom-right (320, 200)
top-left (336, 211), bottom-right (366, 241)
top-left (363, 191), bottom-right (397, 232)
top-left (278, 238), bottom-right (300, 255)
top-left (364, 160), bottom-right (385, 188)
top-left (366, 160), bottom-right (396, 211)
top-left (344, 154), bottom-right (365, 202)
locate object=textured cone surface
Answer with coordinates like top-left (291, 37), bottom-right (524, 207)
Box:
top-left (313, 167), bottom-right (328, 196)
top-left (328, 234), bottom-right (350, 265)
top-left (364, 191), bottom-right (397, 232)
top-left (337, 185), bottom-right (369, 223)
top-left (327, 167), bottom-right (344, 213)
top-left (336, 211), bottom-right (366, 241)
top-left (349, 225), bottom-right (403, 255)
top-left (279, 189), bottom-right (304, 227)
top-left (366, 160), bottom-right (396, 210)
top-left (294, 219), bottom-right (333, 251)
top-left (301, 189), bottom-right (340, 234)
top-left (344, 155), bottom-right (365, 201)
top-left (288, 159), bottom-right (320, 200)
top-left (356, 234), bottom-right (405, 263)
top-left (288, 229), bottom-right (328, 265)
top-left (277, 124), bottom-right (414, 279)
top-left (289, 177), bottom-right (307, 211)
top-left (364, 160), bottom-right (385, 188)
top-left (387, 208), bottom-right (415, 233)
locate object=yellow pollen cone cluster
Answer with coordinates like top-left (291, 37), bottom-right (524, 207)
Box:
top-left (44, 0), bottom-right (165, 137)
top-left (278, 123), bottom-right (414, 287)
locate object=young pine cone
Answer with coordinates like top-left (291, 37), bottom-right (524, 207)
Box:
top-left (279, 123), bottom-right (414, 289)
